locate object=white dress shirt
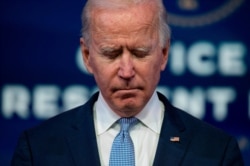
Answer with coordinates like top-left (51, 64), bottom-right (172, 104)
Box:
top-left (94, 91), bottom-right (165, 166)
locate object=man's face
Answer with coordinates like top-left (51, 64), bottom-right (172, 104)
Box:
top-left (81, 4), bottom-right (169, 117)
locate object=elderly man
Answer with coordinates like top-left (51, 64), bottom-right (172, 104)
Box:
top-left (11, 0), bottom-right (244, 165)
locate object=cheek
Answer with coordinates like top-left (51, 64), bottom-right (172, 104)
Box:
top-left (151, 57), bottom-right (164, 73)
top-left (148, 58), bottom-right (163, 81)
top-left (136, 60), bottom-right (161, 85)
top-left (91, 61), bottom-right (117, 86)
top-left (89, 56), bottom-right (106, 75)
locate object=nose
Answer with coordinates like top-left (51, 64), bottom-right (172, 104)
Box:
top-left (118, 53), bottom-right (135, 80)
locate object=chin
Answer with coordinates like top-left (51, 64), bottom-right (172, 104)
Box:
top-left (119, 106), bottom-right (141, 117)
top-left (122, 101), bottom-right (144, 112)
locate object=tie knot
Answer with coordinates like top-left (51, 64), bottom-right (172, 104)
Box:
top-left (119, 117), bottom-right (138, 132)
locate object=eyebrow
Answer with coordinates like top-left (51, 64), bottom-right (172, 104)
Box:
top-left (99, 46), bottom-right (123, 57)
top-left (99, 45), bottom-right (152, 54)
top-left (100, 46), bottom-right (122, 52)
top-left (129, 45), bottom-right (152, 53)
top-left (132, 47), bottom-right (151, 52)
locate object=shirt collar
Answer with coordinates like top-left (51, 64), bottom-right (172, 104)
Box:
top-left (94, 92), bottom-right (120, 135)
top-left (135, 91), bottom-right (164, 134)
top-left (94, 91), bottom-right (164, 135)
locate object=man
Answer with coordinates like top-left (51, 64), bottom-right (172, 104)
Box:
top-left (11, 0), bottom-right (244, 165)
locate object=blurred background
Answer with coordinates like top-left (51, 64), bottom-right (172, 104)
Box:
top-left (0, 0), bottom-right (249, 165)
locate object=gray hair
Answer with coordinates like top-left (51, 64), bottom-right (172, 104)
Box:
top-left (81, 0), bottom-right (171, 47)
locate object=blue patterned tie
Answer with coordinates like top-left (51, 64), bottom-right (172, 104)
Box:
top-left (109, 117), bottom-right (138, 166)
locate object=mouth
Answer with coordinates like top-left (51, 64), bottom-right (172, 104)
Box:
top-left (112, 87), bottom-right (143, 93)
top-left (112, 88), bottom-right (141, 100)
top-left (111, 87), bottom-right (143, 100)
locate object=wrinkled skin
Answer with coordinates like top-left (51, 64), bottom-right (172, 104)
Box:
top-left (80, 3), bottom-right (169, 117)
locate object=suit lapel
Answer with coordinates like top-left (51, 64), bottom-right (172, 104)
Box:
top-left (66, 93), bottom-right (101, 166)
top-left (153, 93), bottom-right (192, 166)
top-left (63, 92), bottom-right (192, 166)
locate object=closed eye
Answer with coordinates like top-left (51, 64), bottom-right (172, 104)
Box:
top-left (131, 49), bottom-right (150, 58)
top-left (101, 48), bottom-right (123, 59)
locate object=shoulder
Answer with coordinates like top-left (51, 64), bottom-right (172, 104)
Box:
top-left (158, 92), bottom-right (244, 163)
top-left (26, 92), bottom-right (99, 137)
top-left (158, 92), bottom-right (230, 137)
top-left (176, 108), bottom-right (244, 164)
top-left (158, 91), bottom-right (235, 145)
top-left (11, 93), bottom-right (100, 165)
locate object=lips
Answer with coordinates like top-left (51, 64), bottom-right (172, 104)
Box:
top-left (112, 87), bottom-right (143, 93)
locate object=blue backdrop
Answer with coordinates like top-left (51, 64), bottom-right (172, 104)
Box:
top-left (1, 0), bottom-right (249, 165)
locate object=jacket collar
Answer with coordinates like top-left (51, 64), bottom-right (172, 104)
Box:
top-left (153, 92), bottom-right (192, 166)
top-left (66, 92), bottom-right (101, 166)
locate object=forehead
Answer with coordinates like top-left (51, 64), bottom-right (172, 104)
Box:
top-left (90, 3), bottom-right (159, 38)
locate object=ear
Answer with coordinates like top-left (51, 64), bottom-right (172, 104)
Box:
top-left (80, 38), bottom-right (94, 74)
top-left (160, 39), bottom-right (170, 71)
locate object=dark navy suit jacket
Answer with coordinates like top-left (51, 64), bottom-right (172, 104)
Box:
top-left (11, 92), bottom-right (244, 166)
